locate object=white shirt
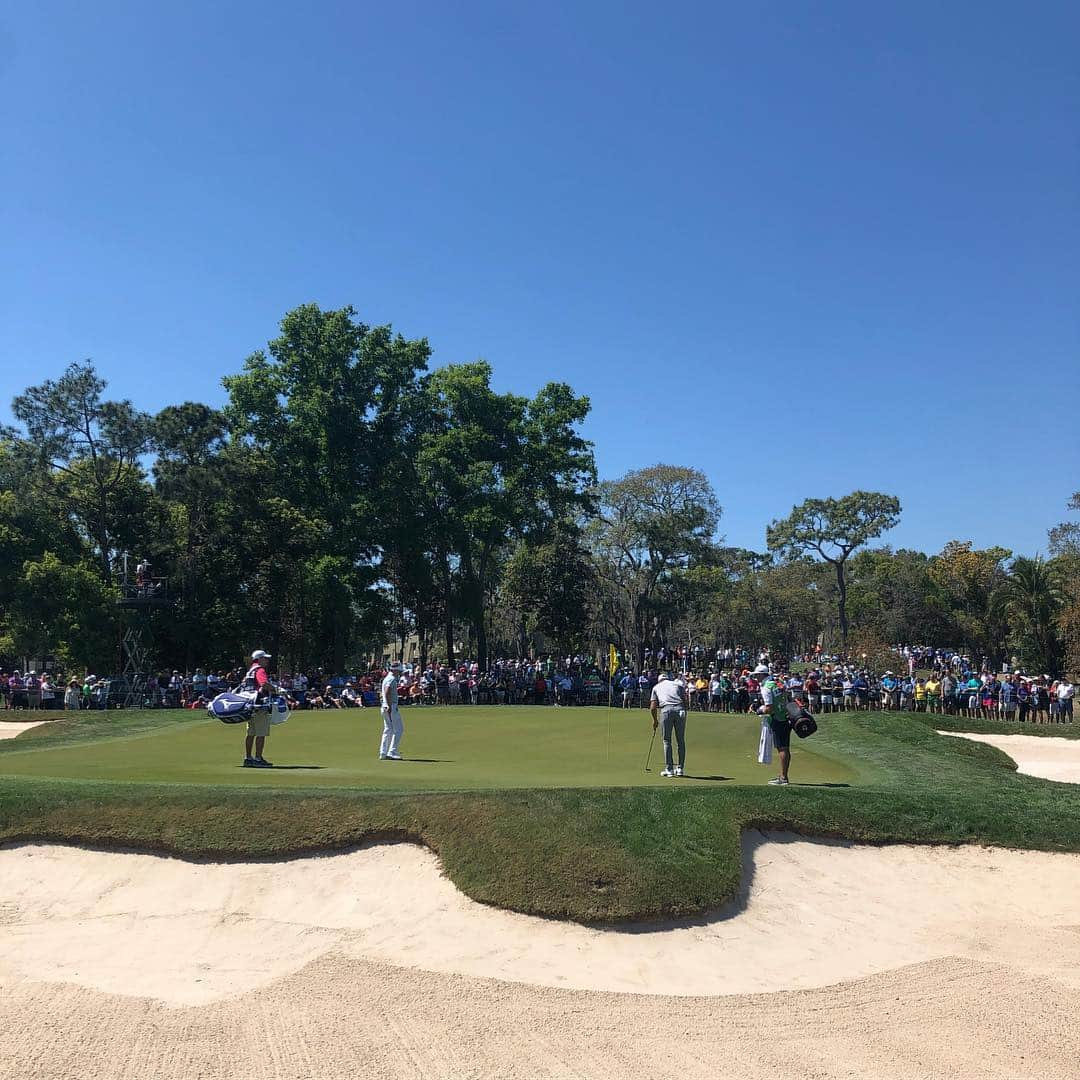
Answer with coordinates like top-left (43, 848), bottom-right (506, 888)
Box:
top-left (651, 678), bottom-right (684, 710)
top-left (1058, 682), bottom-right (1074, 701)
top-left (381, 673), bottom-right (398, 709)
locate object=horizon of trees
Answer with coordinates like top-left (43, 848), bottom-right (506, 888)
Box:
top-left (2, 303), bottom-right (1077, 678)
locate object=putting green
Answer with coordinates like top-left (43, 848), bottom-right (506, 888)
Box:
top-left (0, 706), bottom-right (856, 791)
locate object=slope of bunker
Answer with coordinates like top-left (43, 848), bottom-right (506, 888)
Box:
top-left (3, 833), bottom-right (1080, 1008)
top-left (0, 721), bottom-right (52, 740)
top-left (937, 730), bottom-right (1080, 783)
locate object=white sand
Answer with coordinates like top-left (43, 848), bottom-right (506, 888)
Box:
top-left (3, 834), bottom-right (1080, 1008)
top-left (0, 720), bottom-right (51, 739)
top-left (938, 729), bottom-right (1080, 782)
top-left (5, 834), bottom-right (1080, 1079)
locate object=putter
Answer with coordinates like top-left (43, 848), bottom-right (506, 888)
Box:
top-left (644, 726), bottom-right (657, 772)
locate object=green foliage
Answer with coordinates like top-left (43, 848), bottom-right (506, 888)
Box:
top-left (767, 491), bottom-right (902, 646)
top-left (588, 465), bottom-right (722, 660)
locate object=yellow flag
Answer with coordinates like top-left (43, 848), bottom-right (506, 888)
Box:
top-left (609, 644), bottom-right (618, 674)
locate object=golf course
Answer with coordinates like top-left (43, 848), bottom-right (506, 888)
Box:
top-left (3, 705), bottom-right (1080, 921)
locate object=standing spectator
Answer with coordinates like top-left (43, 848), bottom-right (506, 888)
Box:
top-left (63, 679), bottom-right (81, 711)
top-left (880, 671), bottom-right (898, 711)
top-left (25, 671), bottom-right (41, 710)
top-left (1057, 677), bottom-right (1075, 723)
top-left (1017, 678), bottom-right (1031, 721)
top-left (40, 675), bottom-right (56, 711)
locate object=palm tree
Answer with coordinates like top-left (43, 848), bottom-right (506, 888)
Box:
top-left (995, 556), bottom-right (1065, 674)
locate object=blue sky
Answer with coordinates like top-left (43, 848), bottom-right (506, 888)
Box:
top-left (3, 1), bottom-right (1078, 556)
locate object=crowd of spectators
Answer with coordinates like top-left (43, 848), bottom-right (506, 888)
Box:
top-left (1, 644), bottom-right (1073, 724)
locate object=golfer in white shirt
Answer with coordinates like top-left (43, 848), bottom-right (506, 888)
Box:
top-left (379, 661), bottom-right (404, 760)
top-left (650, 672), bottom-right (688, 778)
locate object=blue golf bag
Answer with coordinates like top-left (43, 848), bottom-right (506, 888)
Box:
top-left (209, 691), bottom-right (290, 725)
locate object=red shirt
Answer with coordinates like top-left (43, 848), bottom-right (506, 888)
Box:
top-left (253, 665), bottom-right (269, 687)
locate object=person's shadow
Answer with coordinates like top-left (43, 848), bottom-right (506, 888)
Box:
top-left (237, 765), bottom-right (327, 770)
top-left (681, 774), bottom-right (733, 782)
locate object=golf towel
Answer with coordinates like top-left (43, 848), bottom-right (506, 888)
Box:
top-left (757, 718), bottom-right (774, 765)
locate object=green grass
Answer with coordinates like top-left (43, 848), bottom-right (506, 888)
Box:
top-left (2, 705), bottom-right (1080, 922)
top-left (0, 705), bottom-right (855, 790)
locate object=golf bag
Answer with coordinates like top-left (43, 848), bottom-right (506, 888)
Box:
top-left (785, 699), bottom-right (818, 739)
top-left (209, 691), bottom-right (290, 726)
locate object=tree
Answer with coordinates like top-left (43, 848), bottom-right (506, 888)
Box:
top-left (223, 304), bottom-right (430, 670)
top-left (1050, 492), bottom-right (1080, 676)
top-left (588, 465), bottom-right (722, 662)
top-left (151, 403), bottom-right (231, 668)
top-left (846, 547), bottom-right (951, 645)
top-left (11, 362), bottom-right (152, 581)
top-left (995, 556), bottom-right (1064, 675)
top-left (502, 528), bottom-right (594, 655)
top-left (766, 491), bottom-right (901, 649)
top-left (412, 363), bottom-right (594, 667)
top-left (928, 540), bottom-right (1010, 662)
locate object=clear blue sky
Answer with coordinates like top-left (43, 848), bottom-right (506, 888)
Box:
top-left (3, 1), bottom-right (1078, 556)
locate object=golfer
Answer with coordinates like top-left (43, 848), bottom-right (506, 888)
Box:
top-left (379, 661), bottom-right (404, 760)
top-left (243, 649), bottom-right (274, 768)
top-left (650, 671), bottom-right (688, 778)
top-left (755, 665), bottom-right (791, 786)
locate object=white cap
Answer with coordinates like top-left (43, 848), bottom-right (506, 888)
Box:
top-left (389, 661), bottom-right (403, 671)
top-left (752, 664), bottom-right (770, 676)
top-left (251, 650), bottom-right (272, 660)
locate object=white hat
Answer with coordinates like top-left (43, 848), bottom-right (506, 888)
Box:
top-left (752, 664), bottom-right (770, 676)
top-left (389, 661), bottom-right (403, 672)
top-left (251, 650), bottom-right (272, 660)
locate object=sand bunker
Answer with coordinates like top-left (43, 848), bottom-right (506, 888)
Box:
top-left (4, 834), bottom-right (1080, 1009)
top-left (938, 729), bottom-right (1080, 783)
top-left (0, 720), bottom-right (51, 739)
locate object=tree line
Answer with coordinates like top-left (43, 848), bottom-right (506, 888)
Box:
top-left (1, 304), bottom-right (1077, 677)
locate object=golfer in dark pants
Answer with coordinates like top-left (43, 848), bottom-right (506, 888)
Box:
top-left (650, 672), bottom-right (688, 778)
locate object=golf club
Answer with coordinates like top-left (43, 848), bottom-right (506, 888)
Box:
top-left (644, 725), bottom-right (657, 772)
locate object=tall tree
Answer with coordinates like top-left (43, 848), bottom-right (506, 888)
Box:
top-left (223, 304), bottom-right (430, 670)
top-left (412, 363), bottom-right (594, 668)
top-left (151, 403), bottom-right (230, 668)
top-left (11, 362), bottom-right (152, 581)
top-left (1050, 491), bottom-right (1080, 676)
top-left (995, 556), bottom-right (1064, 675)
top-left (588, 465), bottom-right (722, 662)
top-left (767, 491), bottom-right (901, 648)
top-left (928, 539), bottom-right (1010, 661)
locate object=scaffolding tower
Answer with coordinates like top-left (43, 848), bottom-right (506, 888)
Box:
top-left (116, 569), bottom-right (172, 707)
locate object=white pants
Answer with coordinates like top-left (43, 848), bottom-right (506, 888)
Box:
top-left (379, 705), bottom-right (403, 757)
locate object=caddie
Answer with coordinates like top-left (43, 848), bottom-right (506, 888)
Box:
top-left (649, 670), bottom-right (688, 778)
top-left (242, 649), bottom-right (274, 769)
top-left (754, 664), bottom-right (791, 786)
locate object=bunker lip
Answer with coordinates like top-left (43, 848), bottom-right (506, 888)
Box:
top-left (937, 730), bottom-right (1080, 783)
top-left (0, 721), bottom-right (52, 740)
top-left (3, 832), bottom-right (1080, 1009)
